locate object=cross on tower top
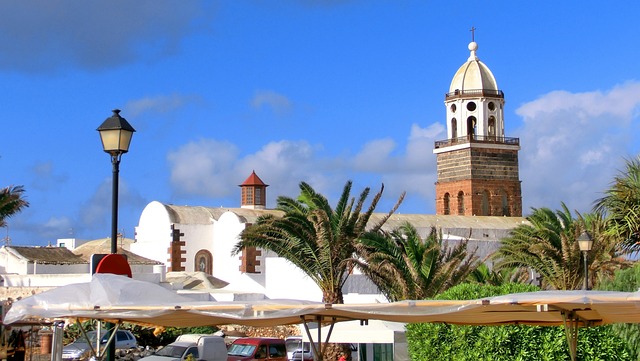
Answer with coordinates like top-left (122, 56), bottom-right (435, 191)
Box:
top-left (470, 26), bottom-right (476, 42)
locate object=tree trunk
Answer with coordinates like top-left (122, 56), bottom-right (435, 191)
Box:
top-left (321, 289), bottom-right (350, 361)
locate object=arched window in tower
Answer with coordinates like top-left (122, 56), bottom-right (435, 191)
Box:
top-left (467, 116), bottom-right (477, 139)
top-left (457, 191), bottom-right (465, 215)
top-left (194, 250), bottom-right (213, 275)
top-left (451, 118), bottom-right (457, 140)
top-left (481, 190), bottom-right (490, 216)
top-left (500, 190), bottom-right (510, 216)
top-left (443, 193), bottom-right (450, 215)
top-left (488, 116), bottom-right (496, 140)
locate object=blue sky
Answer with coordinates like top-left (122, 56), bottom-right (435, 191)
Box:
top-left (2, 1), bottom-right (639, 246)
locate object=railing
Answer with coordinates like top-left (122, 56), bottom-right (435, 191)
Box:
top-left (434, 135), bottom-right (519, 148)
top-left (445, 89), bottom-right (504, 99)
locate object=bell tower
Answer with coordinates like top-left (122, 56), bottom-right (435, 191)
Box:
top-left (433, 38), bottom-right (522, 217)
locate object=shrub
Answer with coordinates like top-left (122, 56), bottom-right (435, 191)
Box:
top-left (406, 283), bottom-right (630, 360)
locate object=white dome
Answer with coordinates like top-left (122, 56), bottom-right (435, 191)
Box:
top-left (449, 42), bottom-right (498, 93)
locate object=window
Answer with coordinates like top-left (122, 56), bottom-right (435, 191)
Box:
top-left (457, 191), bottom-right (465, 215)
top-left (451, 118), bottom-right (457, 139)
top-left (443, 193), bottom-right (450, 215)
top-left (255, 188), bottom-right (262, 205)
top-left (244, 187), bottom-right (254, 203)
top-left (466, 102), bottom-right (476, 111)
top-left (467, 116), bottom-right (477, 138)
top-left (185, 347), bottom-right (199, 359)
top-left (256, 345), bottom-right (267, 359)
top-left (450, 104), bottom-right (457, 113)
top-left (488, 102), bottom-right (495, 111)
top-left (501, 190), bottom-right (510, 216)
top-left (481, 190), bottom-right (490, 216)
top-left (488, 116), bottom-right (496, 139)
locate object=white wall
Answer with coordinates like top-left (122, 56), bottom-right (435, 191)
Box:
top-left (265, 257), bottom-right (322, 301)
top-left (212, 211), bottom-right (248, 284)
top-left (131, 201), bottom-right (174, 266)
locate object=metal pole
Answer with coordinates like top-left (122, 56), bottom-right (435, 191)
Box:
top-left (582, 250), bottom-right (589, 290)
top-left (110, 155), bottom-right (120, 254)
top-left (106, 155), bottom-right (120, 361)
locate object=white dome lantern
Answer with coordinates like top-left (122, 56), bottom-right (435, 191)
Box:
top-left (449, 42), bottom-right (499, 94)
top-left (443, 41), bottom-right (505, 142)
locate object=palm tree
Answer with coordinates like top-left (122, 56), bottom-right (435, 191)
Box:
top-left (352, 222), bottom-right (479, 301)
top-left (467, 263), bottom-right (528, 286)
top-left (0, 185), bottom-right (29, 228)
top-left (593, 156), bottom-right (640, 254)
top-left (233, 180), bottom-right (405, 304)
top-left (494, 204), bottom-right (626, 290)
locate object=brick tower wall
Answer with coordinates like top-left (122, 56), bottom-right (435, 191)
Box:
top-left (435, 147), bottom-right (522, 216)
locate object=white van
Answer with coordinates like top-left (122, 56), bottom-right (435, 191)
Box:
top-left (140, 335), bottom-right (227, 361)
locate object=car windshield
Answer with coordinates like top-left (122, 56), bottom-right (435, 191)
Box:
top-left (285, 339), bottom-right (301, 353)
top-left (228, 344), bottom-right (256, 357)
top-left (156, 345), bottom-right (187, 357)
top-left (73, 332), bottom-right (104, 345)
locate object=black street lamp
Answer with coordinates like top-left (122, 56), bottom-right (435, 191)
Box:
top-left (577, 231), bottom-right (593, 290)
top-left (97, 109), bottom-right (135, 361)
top-left (97, 109), bottom-right (135, 254)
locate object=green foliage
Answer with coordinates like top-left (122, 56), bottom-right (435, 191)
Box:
top-left (234, 180), bottom-right (404, 303)
top-left (353, 223), bottom-right (479, 301)
top-left (494, 205), bottom-right (625, 290)
top-left (596, 263), bottom-right (640, 360)
top-left (406, 283), bottom-right (631, 361)
top-left (467, 263), bottom-right (529, 286)
top-left (63, 322), bottom-right (218, 347)
top-left (594, 155), bottom-right (640, 254)
top-left (0, 185), bottom-right (29, 228)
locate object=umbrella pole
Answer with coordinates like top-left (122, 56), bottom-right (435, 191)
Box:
top-left (561, 311), bottom-right (578, 361)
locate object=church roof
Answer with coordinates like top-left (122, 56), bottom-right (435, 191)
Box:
top-left (162, 204), bottom-right (283, 225)
top-left (449, 41), bottom-right (499, 93)
top-left (240, 171), bottom-right (268, 187)
top-left (72, 238), bottom-right (162, 265)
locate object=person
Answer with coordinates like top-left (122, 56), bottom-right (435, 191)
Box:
top-left (338, 352), bottom-right (347, 361)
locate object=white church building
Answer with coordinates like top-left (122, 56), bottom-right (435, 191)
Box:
top-left (129, 38), bottom-right (528, 303)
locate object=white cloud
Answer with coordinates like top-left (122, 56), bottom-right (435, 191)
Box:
top-left (164, 82), bottom-right (640, 218)
top-left (251, 90), bottom-right (293, 116)
top-left (125, 93), bottom-right (202, 117)
top-left (166, 122), bottom-right (443, 212)
top-left (516, 81), bottom-right (640, 214)
top-left (167, 139), bottom-right (240, 197)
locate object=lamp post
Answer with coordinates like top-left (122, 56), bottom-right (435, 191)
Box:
top-left (577, 231), bottom-right (593, 290)
top-left (97, 109), bottom-right (135, 361)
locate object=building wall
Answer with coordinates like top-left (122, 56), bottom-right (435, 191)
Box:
top-left (436, 147), bottom-right (519, 182)
top-left (131, 201), bottom-right (175, 267)
top-left (435, 146), bottom-right (522, 216)
top-left (212, 212), bottom-right (250, 281)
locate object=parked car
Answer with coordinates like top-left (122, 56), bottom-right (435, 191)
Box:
top-left (139, 335), bottom-right (227, 361)
top-left (227, 338), bottom-right (287, 361)
top-left (62, 330), bottom-right (137, 360)
top-left (285, 337), bottom-right (313, 361)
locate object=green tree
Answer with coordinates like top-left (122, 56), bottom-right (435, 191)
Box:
top-left (467, 263), bottom-right (529, 286)
top-left (352, 222), bottom-right (479, 301)
top-left (233, 180), bottom-right (404, 303)
top-left (494, 204), bottom-right (625, 290)
top-left (594, 156), bottom-right (640, 254)
top-left (0, 185), bottom-right (29, 228)
top-left (596, 263), bottom-right (640, 360)
top-left (406, 282), bottom-right (631, 361)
